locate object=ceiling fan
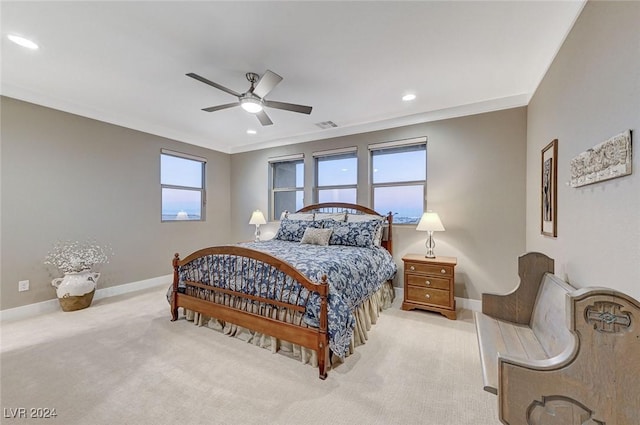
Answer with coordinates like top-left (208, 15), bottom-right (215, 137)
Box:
top-left (186, 70), bottom-right (313, 126)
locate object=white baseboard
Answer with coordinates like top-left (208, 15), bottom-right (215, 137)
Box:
top-left (0, 274), bottom-right (172, 322)
top-left (455, 296), bottom-right (482, 312)
top-left (4, 279), bottom-right (481, 322)
top-left (395, 287), bottom-right (481, 312)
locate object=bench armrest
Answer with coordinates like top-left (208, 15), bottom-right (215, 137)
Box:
top-left (482, 252), bottom-right (554, 324)
top-left (498, 341), bottom-right (576, 373)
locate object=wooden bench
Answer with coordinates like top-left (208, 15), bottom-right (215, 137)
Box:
top-left (474, 252), bottom-right (640, 425)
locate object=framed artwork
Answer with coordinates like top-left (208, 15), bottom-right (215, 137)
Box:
top-left (541, 139), bottom-right (558, 237)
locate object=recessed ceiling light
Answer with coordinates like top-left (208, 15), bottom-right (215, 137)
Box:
top-left (402, 94), bottom-right (416, 102)
top-left (8, 34), bottom-right (39, 50)
top-left (315, 121), bottom-right (338, 129)
top-left (246, 129), bottom-right (257, 135)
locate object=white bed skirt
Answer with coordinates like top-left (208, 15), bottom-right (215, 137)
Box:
top-left (183, 281), bottom-right (395, 368)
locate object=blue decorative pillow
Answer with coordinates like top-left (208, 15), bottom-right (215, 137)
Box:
top-left (274, 219), bottom-right (322, 242)
top-left (346, 214), bottom-right (385, 246)
top-left (323, 220), bottom-right (383, 248)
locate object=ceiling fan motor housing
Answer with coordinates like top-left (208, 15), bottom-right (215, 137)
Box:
top-left (246, 72), bottom-right (260, 85)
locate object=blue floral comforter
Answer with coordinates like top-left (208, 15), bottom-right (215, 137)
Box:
top-left (179, 240), bottom-right (396, 358)
top-left (239, 240), bottom-right (397, 358)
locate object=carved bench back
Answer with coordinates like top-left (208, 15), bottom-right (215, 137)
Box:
top-left (530, 273), bottom-right (575, 357)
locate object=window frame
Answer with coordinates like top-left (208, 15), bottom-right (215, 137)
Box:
top-left (313, 147), bottom-right (358, 204)
top-left (369, 137), bottom-right (427, 225)
top-left (269, 154), bottom-right (305, 221)
top-left (160, 149), bottom-right (206, 222)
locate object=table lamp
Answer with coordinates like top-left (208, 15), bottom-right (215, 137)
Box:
top-left (249, 210), bottom-right (267, 242)
top-left (416, 211), bottom-right (445, 258)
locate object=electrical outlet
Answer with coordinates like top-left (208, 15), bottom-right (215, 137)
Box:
top-left (18, 280), bottom-right (30, 292)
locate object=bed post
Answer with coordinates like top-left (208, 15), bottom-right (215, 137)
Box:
top-left (171, 253), bottom-right (180, 321)
top-left (385, 211), bottom-right (393, 254)
top-left (318, 274), bottom-right (330, 380)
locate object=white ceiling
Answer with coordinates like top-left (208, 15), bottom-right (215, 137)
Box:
top-left (1, 1), bottom-right (585, 154)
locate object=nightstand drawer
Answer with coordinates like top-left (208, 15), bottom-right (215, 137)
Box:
top-left (406, 274), bottom-right (450, 290)
top-left (406, 286), bottom-right (450, 307)
top-left (405, 261), bottom-right (453, 277)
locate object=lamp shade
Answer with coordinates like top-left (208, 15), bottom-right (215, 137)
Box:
top-left (249, 210), bottom-right (267, 225)
top-left (416, 211), bottom-right (445, 232)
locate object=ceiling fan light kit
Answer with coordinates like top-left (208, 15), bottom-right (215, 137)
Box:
top-left (187, 70), bottom-right (312, 126)
top-left (240, 97), bottom-right (263, 113)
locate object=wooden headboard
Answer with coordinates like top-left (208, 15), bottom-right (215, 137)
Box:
top-left (296, 202), bottom-right (393, 254)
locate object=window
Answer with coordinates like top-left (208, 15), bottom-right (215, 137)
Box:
top-left (315, 148), bottom-right (357, 204)
top-left (370, 138), bottom-right (426, 224)
top-left (160, 150), bottom-right (206, 221)
top-left (270, 155), bottom-right (304, 220)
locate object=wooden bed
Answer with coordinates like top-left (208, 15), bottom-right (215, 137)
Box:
top-left (170, 202), bottom-right (394, 379)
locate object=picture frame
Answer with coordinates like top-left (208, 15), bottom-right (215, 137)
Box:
top-left (541, 139), bottom-right (558, 237)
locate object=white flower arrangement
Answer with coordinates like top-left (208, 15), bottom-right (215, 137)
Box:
top-left (44, 240), bottom-right (112, 274)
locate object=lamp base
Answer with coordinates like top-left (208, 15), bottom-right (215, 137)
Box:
top-left (425, 231), bottom-right (436, 258)
top-left (254, 225), bottom-right (261, 242)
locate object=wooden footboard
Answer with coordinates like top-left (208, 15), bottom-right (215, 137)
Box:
top-left (170, 246), bottom-right (330, 379)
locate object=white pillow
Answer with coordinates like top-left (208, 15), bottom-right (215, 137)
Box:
top-left (346, 213), bottom-right (383, 222)
top-left (285, 212), bottom-right (315, 221)
top-left (315, 212), bottom-right (347, 222)
top-left (300, 228), bottom-right (333, 246)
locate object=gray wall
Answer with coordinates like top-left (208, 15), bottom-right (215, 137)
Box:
top-left (5, 2), bottom-right (636, 311)
top-left (1, 97), bottom-right (231, 310)
top-left (230, 107), bottom-right (528, 300)
top-left (526, 1), bottom-right (640, 300)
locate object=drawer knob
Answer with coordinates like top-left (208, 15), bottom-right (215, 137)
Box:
top-left (409, 265), bottom-right (415, 271)
top-left (425, 294), bottom-right (431, 299)
top-left (426, 280), bottom-right (431, 286)
top-left (441, 269), bottom-right (446, 274)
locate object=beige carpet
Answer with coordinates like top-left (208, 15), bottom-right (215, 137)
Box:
top-left (1, 286), bottom-right (500, 425)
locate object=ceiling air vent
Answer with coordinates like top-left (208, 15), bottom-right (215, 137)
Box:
top-left (315, 121), bottom-right (338, 129)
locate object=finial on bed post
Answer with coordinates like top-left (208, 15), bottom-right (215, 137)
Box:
top-left (171, 253), bottom-right (180, 321)
top-left (318, 274), bottom-right (329, 380)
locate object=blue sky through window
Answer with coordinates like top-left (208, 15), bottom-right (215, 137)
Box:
top-left (372, 148), bottom-right (426, 184)
top-left (318, 155), bottom-right (357, 186)
top-left (161, 155), bottom-right (203, 188)
top-left (161, 154), bottom-right (204, 221)
top-left (374, 185), bottom-right (424, 222)
top-left (372, 145), bottom-right (426, 223)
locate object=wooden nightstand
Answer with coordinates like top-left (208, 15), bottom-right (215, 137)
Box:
top-left (401, 254), bottom-right (457, 320)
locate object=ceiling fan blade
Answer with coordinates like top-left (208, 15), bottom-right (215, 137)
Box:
top-left (202, 102), bottom-right (240, 112)
top-left (264, 100), bottom-right (312, 115)
top-left (186, 73), bottom-right (241, 98)
top-left (256, 110), bottom-right (273, 126)
top-left (253, 70), bottom-right (283, 98)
